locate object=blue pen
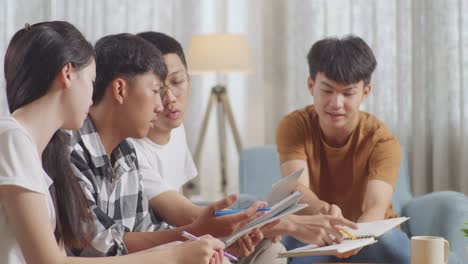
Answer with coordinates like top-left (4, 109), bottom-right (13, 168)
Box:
top-left (214, 207), bottom-right (271, 216)
top-left (181, 231), bottom-right (238, 261)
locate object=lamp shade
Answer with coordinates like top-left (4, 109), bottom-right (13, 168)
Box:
top-left (187, 34), bottom-right (253, 74)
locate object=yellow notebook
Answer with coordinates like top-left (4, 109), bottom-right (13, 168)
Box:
top-left (278, 217), bottom-right (409, 258)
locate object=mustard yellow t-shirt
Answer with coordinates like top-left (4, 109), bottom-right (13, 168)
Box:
top-left (276, 105), bottom-right (401, 221)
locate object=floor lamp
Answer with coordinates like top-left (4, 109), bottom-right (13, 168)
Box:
top-left (187, 34), bottom-right (253, 197)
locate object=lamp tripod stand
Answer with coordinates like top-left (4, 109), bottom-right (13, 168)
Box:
top-left (193, 85), bottom-right (242, 197)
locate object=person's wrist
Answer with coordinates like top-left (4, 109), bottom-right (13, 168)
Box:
top-left (284, 215), bottom-right (299, 236)
top-left (314, 202), bottom-right (330, 214)
top-left (265, 218), bottom-right (288, 237)
top-left (184, 223), bottom-right (203, 237)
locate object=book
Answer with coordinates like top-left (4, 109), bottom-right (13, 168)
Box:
top-left (222, 169), bottom-right (307, 247)
top-left (343, 217), bottom-right (410, 240)
top-left (222, 191), bottom-right (308, 247)
top-left (278, 217), bottom-right (409, 257)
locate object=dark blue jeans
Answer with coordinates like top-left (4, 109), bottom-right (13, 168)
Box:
top-left (285, 228), bottom-right (411, 264)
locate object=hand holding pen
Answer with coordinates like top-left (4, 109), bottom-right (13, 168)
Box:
top-left (191, 194), bottom-right (269, 238)
top-left (214, 207), bottom-right (271, 216)
top-left (181, 231), bottom-right (238, 261)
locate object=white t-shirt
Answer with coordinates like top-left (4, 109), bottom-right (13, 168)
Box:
top-left (132, 124), bottom-right (197, 200)
top-left (0, 117), bottom-right (56, 264)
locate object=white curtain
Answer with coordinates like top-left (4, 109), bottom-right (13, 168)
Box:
top-left (1, 0), bottom-right (467, 199)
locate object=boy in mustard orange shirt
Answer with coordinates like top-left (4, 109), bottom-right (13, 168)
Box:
top-left (277, 36), bottom-right (410, 264)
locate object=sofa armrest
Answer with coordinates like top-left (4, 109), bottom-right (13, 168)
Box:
top-left (402, 191), bottom-right (468, 262)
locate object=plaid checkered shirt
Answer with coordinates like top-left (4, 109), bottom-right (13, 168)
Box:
top-left (66, 117), bottom-right (168, 256)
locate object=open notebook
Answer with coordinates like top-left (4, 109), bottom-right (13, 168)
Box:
top-left (222, 168), bottom-right (307, 247)
top-left (278, 217), bottom-right (409, 257)
top-left (267, 168), bottom-right (303, 205)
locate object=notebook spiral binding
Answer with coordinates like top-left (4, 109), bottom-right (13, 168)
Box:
top-left (343, 235), bottom-right (375, 240)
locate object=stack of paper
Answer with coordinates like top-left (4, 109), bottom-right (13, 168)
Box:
top-left (279, 238), bottom-right (377, 257)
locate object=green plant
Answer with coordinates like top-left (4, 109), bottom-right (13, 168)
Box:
top-left (462, 222), bottom-right (468, 237)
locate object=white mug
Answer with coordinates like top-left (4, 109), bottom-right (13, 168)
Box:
top-left (411, 236), bottom-right (449, 264)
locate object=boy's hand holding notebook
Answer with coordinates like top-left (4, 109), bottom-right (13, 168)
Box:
top-left (220, 169), bottom-right (309, 247)
top-left (192, 194), bottom-right (269, 238)
top-left (278, 217), bottom-right (410, 257)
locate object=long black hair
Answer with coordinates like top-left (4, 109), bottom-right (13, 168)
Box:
top-left (4, 21), bottom-right (95, 248)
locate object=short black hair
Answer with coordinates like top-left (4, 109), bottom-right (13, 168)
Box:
top-left (137, 31), bottom-right (187, 68)
top-left (93, 33), bottom-right (167, 104)
top-left (307, 35), bottom-right (377, 86)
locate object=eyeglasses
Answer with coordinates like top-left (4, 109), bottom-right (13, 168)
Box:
top-left (162, 73), bottom-right (189, 98)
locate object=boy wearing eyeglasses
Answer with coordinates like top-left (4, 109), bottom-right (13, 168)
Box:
top-left (130, 32), bottom-right (284, 263)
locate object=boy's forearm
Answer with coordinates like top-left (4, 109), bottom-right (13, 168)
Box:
top-left (359, 180), bottom-right (394, 223)
top-left (357, 205), bottom-right (387, 223)
top-left (295, 184), bottom-right (330, 215)
top-left (149, 191), bottom-right (203, 227)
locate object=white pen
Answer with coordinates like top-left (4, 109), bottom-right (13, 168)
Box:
top-left (181, 231), bottom-right (239, 261)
